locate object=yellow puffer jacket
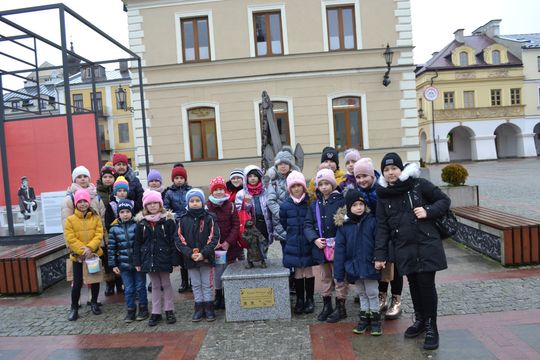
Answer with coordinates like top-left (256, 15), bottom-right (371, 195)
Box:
top-left (64, 208), bottom-right (104, 262)
top-left (307, 169), bottom-right (347, 202)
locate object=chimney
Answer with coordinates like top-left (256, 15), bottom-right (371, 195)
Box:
top-left (454, 29), bottom-right (464, 43)
top-left (472, 19), bottom-right (501, 38)
top-left (119, 60), bottom-right (129, 75)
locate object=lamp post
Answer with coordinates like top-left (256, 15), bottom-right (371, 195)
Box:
top-left (115, 85), bottom-right (133, 112)
top-left (382, 43), bottom-right (394, 87)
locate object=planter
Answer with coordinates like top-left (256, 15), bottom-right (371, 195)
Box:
top-left (440, 185), bottom-right (479, 208)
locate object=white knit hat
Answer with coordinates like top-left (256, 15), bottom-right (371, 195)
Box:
top-left (72, 166), bottom-right (91, 182)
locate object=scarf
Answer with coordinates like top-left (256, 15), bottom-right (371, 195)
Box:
top-left (209, 194), bottom-right (230, 206)
top-left (291, 193), bottom-right (306, 204)
top-left (187, 207), bottom-right (205, 218)
top-left (149, 184), bottom-right (166, 193)
top-left (247, 181), bottom-right (263, 196)
top-left (376, 177), bottom-right (415, 199)
top-left (144, 212), bottom-right (164, 222)
top-left (70, 183), bottom-right (97, 199)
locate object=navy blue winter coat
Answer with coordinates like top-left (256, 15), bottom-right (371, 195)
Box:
top-left (333, 208), bottom-right (380, 283)
top-left (304, 191), bottom-right (345, 265)
top-left (280, 196), bottom-right (314, 269)
top-left (163, 184), bottom-right (192, 221)
top-left (107, 218), bottom-right (138, 271)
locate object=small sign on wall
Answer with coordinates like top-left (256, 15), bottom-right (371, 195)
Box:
top-left (41, 191), bottom-right (66, 234)
top-left (240, 288), bottom-right (274, 308)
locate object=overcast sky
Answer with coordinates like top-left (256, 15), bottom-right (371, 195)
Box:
top-left (1, 0), bottom-right (539, 90)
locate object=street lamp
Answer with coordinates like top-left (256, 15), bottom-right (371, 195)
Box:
top-left (418, 108), bottom-right (425, 119)
top-left (382, 44), bottom-right (394, 87)
top-left (115, 85), bottom-right (133, 112)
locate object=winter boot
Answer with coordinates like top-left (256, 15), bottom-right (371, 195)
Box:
top-left (178, 268), bottom-right (191, 293)
top-left (136, 304), bottom-right (149, 321)
top-left (192, 302), bottom-right (205, 322)
top-left (214, 289), bottom-right (225, 310)
top-left (317, 296), bottom-right (333, 322)
top-left (303, 277), bottom-right (315, 314)
top-left (352, 311), bottom-right (370, 334)
top-left (385, 295), bottom-right (402, 320)
top-left (148, 313), bottom-right (162, 327)
top-left (326, 298), bottom-right (347, 323)
top-left (370, 312), bottom-right (383, 336)
top-left (115, 276), bottom-right (124, 294)
top-left (404, 312), bottom-right (426, 338)
top-left (90, 302), bottom-right (102, 315)
top-left (68, 307), bottom-right (79, 321)
top-left (105, 281), bottom-right (115, 296)
top-left (165, 310), bottom-right (176, 324)
top-left (124, 308), bottom-right (136, 323)
top-left (378, 291), bottom-right (388, 313)
top-left (205, 301), bottom-right (216, 322)
top-left (423, 317), bottom-right (439, 350)
top-left (293, 278), bottom-right (305, 315)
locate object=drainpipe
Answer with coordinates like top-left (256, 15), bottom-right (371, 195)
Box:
top-left (430, 70), bottom-right (439, 163)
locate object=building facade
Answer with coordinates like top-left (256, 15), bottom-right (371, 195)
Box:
top-left (124, 0), bottom-right (418, 185)
top-left (416, 20), bottom-right (539, 163)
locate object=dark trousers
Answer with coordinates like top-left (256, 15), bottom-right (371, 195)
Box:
top-left (71, 261), bottom-right (100, 308)
top-left (407, 271), bottom-right (437, 318)
top-left (379, 265), bottom-right (403, 295)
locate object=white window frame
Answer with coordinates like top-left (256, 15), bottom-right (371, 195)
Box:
top-left (174, 10), bottom-right (216, 64)
top-left (321, 0), bottom-right (362, 52)
top-left (247, 4), bottom-right (289, 58)
top-left (253, 96), bottom-right (295, 156)
top-left (326, 92), bottom-right (369, 149)
top-left (181, 102), bottom-right (223, 161)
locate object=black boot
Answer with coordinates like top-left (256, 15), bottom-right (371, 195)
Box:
top-left (303, 277), bottom-right (315, 314)
top-left (423, 317), bottom-right (439, 350)
top-left (192, 302), bottom-right (205, 322)
top-left (178, 268), bottom-right (190, 293)
top-left (165, 310), bottom-right (176, 324)
top-left (352, 311), bottom-right (370, 334)
top-left (115, 276), bottom-right (124, 294)
top-left (148, 313), bottom-right (162, 327)
top-left (326, 298), bottom-right (347, 323)
top-left (370, 312), bottom-right (383, 336)
top-left (317, 296), bottom-right (333, 322)
top-left (214, 289), bottom-right (225, 310)
top-left (205, 301), bottom-right (216, 322)
top-left (293, 278), bottom-right (305, 315)
top-left (124, 308), bottom-right (136, 323)
top-left (90, 302), bottom-right (102, 315)
top-left (68, 307), bottom-right (79, 321)
top-left (136, 304), bottom-right (149, 321)
top-left (105, 281), bottom-right (115, 296)
top-left (404, 312), bottom-right (426, 338)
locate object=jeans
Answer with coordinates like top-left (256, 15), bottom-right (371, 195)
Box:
top-left (120, 270), bottom-right (148, 309)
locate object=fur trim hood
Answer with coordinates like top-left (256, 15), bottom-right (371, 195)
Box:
top-left (134, 210), bottom-right (175, 222)
top-left (333, 204), bottom-right (371, 227)
top-left (377, 162), bottom-right (420, 188)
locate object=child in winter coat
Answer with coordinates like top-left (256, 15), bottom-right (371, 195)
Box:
top-left (112, 153), bottom-right (144, 214)
top-left (226, 168), bottom-right (244, 204)
top-left (134, 190), bottom-right (180, 327)
top-left (96, 162), bottom-right (115, 209)
top-left (176, 189), bottom-right (220, 322)
top-left (64, 189), bottom-right (104, 321)
top-left (147, 169), bottom-right (167, 195)
top-left (163, 165), bottom-right (192, 293)
top-left (235, 165), bottom-right (273, 256)
top-left (206, 177), bottom-right (240, 310)
top-left (304, 168), bottom-right (346, 323)
top-left (308, 147), bottom-right (347, 201)
top-left (334, 189), bottom-right (381, 336)
top-left (105, 176), bottom-right (134, 231)
top-left (355, 158), bottom-right (403, 320)
top-left (108, 200), bottom-right (149, 323)
top-left (280, 171), bottom-right (315, 315)
top-left (339, 148), bottom-right (361, 191)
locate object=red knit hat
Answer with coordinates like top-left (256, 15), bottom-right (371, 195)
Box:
top-left (112, 153), bottom-right (128, 165)
top-left (210, 176), bottom-right (226, 194)
top-left (171, 166), bottom-right (187, 181)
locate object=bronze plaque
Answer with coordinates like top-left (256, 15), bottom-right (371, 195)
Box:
top-left (240, 287), bottom-right (274, 308)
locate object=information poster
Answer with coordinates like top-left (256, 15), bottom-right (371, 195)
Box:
top-left (41, 191), bottom-right (66, 234)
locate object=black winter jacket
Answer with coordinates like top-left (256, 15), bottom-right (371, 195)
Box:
top-left (374, 163), bottom-right (450, 276)
top-left (107, 218), bottom-right (138, 271)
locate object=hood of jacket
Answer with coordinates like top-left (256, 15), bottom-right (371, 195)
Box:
top-left (134, 210), bottom-right (175, 222)
top-left (377, 162), bottom-right (420, 188)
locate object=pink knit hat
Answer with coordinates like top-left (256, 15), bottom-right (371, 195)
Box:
top-left (142, 190), bottom-right (163, 208)
top-left (286, 171), bottom-right (307, 192)
top-left (73, 189), bottom-right (91, 205)
top-left (354, 158), bottom-right (375, 178)
top-left (344, 148), bottom-right (361, 163)
top-left (315, 168), bottom-right (337, 189)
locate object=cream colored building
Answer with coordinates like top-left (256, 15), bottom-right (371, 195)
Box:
top-left (124, 0), bottom-right (417, 185)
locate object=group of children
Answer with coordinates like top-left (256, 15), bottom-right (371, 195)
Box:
top-left (61, 147), bottom-right (440, 345)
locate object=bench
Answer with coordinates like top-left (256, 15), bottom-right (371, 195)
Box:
top-left (453, 206), bottom-right (540, 266)
top-left (0, 235), bottom-right (68, 294)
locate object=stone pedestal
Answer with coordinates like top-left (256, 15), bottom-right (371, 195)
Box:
top-left (222, 259), bottom-right (291, 322)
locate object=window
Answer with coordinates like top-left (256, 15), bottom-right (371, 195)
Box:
top-left (259, 101), bottom-right (290, 146)
top-left (253, 12), bottom-right (283, 56)
top-left (443, 92), bottom-right (455, 109)
top-left (491, 89), bottom-right (501, 106)
top-left (181, 17), bottom-right (210, 62)
top-left (11, 100), bottom-right (20, 112)
top-left (118, 123), bottom-right (130, 143)
top-left (332, 96), bottom-right (362, 151)
top-left (492, 50), bottom-right (500, 65)
top-left (510, 88), bottom-right (521, 105)
top-left (188, 107), bottom-right (218, 160)
top-left (327, 6), bottom-right (356, 51)
top-left (537, 56), bottom-right (540, 72)
top-left (459, 51), bottom-right (468, 66)
top-left (73, 94), bottom-right (84, 113)
top-left (463, 91), bottom-right (475, 108)
top-left (91, 92), bottom-right (103, 113)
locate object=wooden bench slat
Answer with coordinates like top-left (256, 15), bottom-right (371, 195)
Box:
top-left (0, 261), bottom-right (7, 293)
top-left (20, 259), bottom-right (31, 293)
top-left (504, 228), bottom-right (514, 264)
top-left (513, 228), bottom-right (522, 264)
top-left (12, 260), bottom-right (23, 294)
top-left (523, 226), bottom-right (531, 264)
top-left (453, 206), bottom-right (539, 229)
top-left (455, 206), bottom-right (539, 224)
